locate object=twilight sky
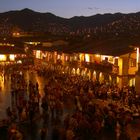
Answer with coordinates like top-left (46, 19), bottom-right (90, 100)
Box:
top-left (0, 0), bottom-right (140, 18)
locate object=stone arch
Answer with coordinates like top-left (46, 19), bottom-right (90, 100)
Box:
top-left (92, 70), bottom-right (97, 82)
top-left (76, 68), bottom-right (81, 75)
top-left (86, 69), bottom-right (90, 79)
top-left (129, 77), bottom-right (135, 87)
top-left (72, 68), bottom-right (76, 75)
top-left (99, 72), bottom-right (104, 83)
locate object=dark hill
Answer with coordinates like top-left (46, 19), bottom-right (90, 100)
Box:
top-left (0, 8), bottom-right (140, 39)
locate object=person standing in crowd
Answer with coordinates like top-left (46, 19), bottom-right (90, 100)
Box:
top-left (39, 126), bottom-right (47, 140)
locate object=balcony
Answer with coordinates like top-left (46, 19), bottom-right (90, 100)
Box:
top-left (67, 60), bottom-right (79, 68)
top-left (46, 58), bottom-right (119, 74)
top-left (81, 61), bottom-right (119, 74)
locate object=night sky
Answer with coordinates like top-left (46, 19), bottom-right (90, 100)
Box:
top-left (0, 0), bottom-right (140, 18)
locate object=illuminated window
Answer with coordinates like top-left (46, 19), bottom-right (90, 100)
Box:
top-left (85, 54), bottom-right (90, 62)
top-left (130, 58), bottom-right (136, 67)
top-left (79, 54), bottom-right (84, 61)
top-left (10, 55), bottom-right (15, 61)
top-left (0, 55), bottom-right (6, 61)
top-left (129, 78), bottom-right (135, 86)
top-left (57, 54), bottom-right (61, 59)
top-left (36, 50), bottom-right (41, 59)
top-left (65, 56), bottom-right (68, 61)
top-left (96, 54), bottom-right (100, 57)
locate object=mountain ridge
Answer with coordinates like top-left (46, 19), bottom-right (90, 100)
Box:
top-left (0, 8), bottom-right (140, 39)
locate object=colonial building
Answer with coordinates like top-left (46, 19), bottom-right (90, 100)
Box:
top-left (32, 39), bottom-right (138, 89)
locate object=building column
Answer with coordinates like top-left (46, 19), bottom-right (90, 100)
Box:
top-left (135, 63), bottom-right (140, 94)
top-left (96, 71), bottom-right (100, 82)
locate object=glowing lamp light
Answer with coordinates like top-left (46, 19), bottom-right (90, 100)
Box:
top-left (13, 32), bottom-right (20, 37)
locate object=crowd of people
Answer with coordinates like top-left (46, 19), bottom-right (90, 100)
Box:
top-left (36, 67), bottom-right (139, 140)
top-left (0, 66), bottom-right (140, 140)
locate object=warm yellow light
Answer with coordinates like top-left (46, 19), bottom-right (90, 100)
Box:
top-left (137, 48), bottom-right (139, 63)
top-left (99, 72), bottom-right (102, 77)
top-left (79, 54), bottom-right (82, 59)
top-left (29, 42), bottom-right (34, 45)
top-left (10, 55), bottom-right (15, 61)
top-left (85, 54), bottom-right (90, 62)
top-left (0, 55), bottom-right (6, 61)
top-left (93, 71), bottom-right (96, 81)
top-left (36, 50), bottom-right (41, 59)
top-left (17, 32), bottom-right (20, 36)
top-left (0, 43), bottom-right (14, 47)
top-left (79, 54), bottom-right (84, 61)
top-left (57, 54), bottom-right (61, 59)
top-left (17, 60), bottom-right (22, 64)
top-left (102, 55), bottom-right (109, 60)
top-left (77, 68), bottom-right (80, 75)
top-left (13, 32), bottom-right (20, 37)
top-left (13, 32), bottom-right (16, 36)
top-left (28, 42), bottom-right (40, 45)
top-left (72, 68), bottom-right (76, 74)
top-left (96, 54), bottom-right (100, 57)
top-left (65, 56), bottom-right (68, 61)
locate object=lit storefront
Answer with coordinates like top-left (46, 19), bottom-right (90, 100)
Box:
top-left (0, 41), bottom-right (27, 66)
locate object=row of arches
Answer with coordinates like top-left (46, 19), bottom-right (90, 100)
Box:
top-left (50, 64), bottom-right (118, 85)
top-left (37, 60), bottom-right (135, 88)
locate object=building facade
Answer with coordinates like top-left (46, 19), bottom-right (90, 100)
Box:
top-left (32, 46), bottom-right (138, 89)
